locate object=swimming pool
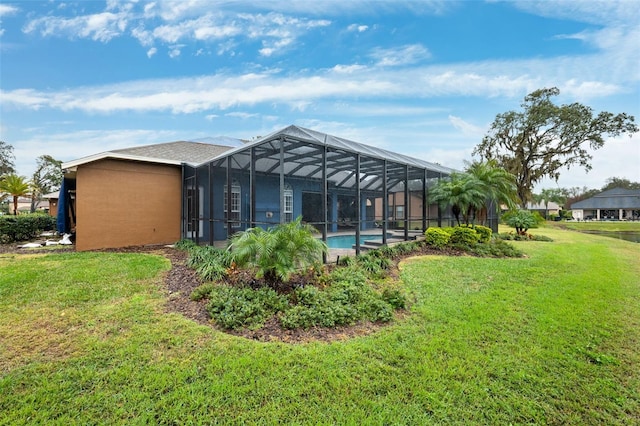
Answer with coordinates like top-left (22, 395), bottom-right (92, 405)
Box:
top-left (323, 234), bottom-right (387, 249)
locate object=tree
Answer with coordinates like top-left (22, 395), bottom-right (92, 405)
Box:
top-left (534, 188), bottom-right (566, 219)
top-left (30, 155), bottom-right (63, 213)
top-left (0, 141), bottom-right (16, 177)
top-left (474, 87), bottom-right (639, 207)
top-left (229, 216), bottom-right (327, 286)
top-left (505, 210), bottom-right (537, 235)
top-left (0, 174), bottom-right (31, 215)
top-left (465, 159), bottom-right (519, 222)
top-left (601, 177), bottom-right (640, 191)
top-left (429, 172), bottom-right (485, 226)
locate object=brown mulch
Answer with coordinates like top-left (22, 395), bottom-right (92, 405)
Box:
top-left (1, 241), bottom-right (464, 344)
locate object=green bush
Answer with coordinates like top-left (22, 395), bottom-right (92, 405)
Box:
top-left (467, 239), bottom-right (524, 258)
top-left (207, 286), bottom-right (288, 330)
top-left (174, 239), bottom-right (197, 250)
top-left (424, 227), bottom-right (451, 249)
top-left (504, 210), bottom-right (538, 235)
top-left (0, 214), bottom-right (57, 243)
top-left (471, 225), bottom-right (492, 243)
top-left (230, 216), bottom-right (327, 285)
top-left (190, 283), bottom-right (216, 301)
top-left (448, 226), bottom-right (480, 246)
top-left (186, 245), bottom-right (234, 281)
top-left (280, 278), bottom-right (398, 329)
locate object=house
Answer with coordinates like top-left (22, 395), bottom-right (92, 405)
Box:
top-left (526, 201), bottom-right (562, 218)
top-left (570, 188), bottom-right (640, 220)
top-left (7, 196), bottom-right (49, 214)
top-left (61, 125), bottom-right (464, 252)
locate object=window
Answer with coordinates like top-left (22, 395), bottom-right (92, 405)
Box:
top-left (395, 205), bottom-right (405, 220)
top-left (224, 180), bottom-right (241, 228)
top-left (283, 184), bottom-right (293, 222)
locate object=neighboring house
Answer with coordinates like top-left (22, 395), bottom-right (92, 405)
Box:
top-left (526, 201), bottom-right (561, 218)
top-left (42, 192), bottom-right (60, 218)
top-left (9, 196), bottom-right (49, 214)
top-left (61, 125), bottom-right (462, 251)
top-left (570, 188), bottom-right (640, 220)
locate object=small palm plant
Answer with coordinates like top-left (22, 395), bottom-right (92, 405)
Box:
top-left (229, 216), bottom-right (327, 286)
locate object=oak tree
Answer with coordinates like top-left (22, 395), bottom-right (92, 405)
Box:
top-left (473, 87), bottom-right (638, 207)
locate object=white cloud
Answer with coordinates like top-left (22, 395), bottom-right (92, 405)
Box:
top-left (168, 45), bottom-right (183, 58)
top-left (2, 48), bottom-right (632, 115)
top-left (146, 47), bottom-right (157, 58)
top-left (448, 115), bottom-right (486, 137)
top-left (369, 44), bottom-right (431, 66)
top-left (347, 23), bottom-right (368, 32)
top-left (0, 4), bottom-right (19, 17)
top-left (225, 112), bottom-right (259, 119)
top-left (23, 11), bottom-right (129, 42)
top-left (12, 128), bottom-right (180, 176)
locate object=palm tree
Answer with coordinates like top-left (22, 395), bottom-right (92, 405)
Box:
top-left (465, 160), bottom-right (519, 224)
top-left (229, 216), bottom-right (327, 286)
top-left (429, 172), bottom-right (485, 226)
top-left (0, 174), bottom-right (31, 215)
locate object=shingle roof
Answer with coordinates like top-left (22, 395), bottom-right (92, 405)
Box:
top-left (571, 188), bottom-right (640, 209)
top-left (111, 141), bottom-right (234, 164)
top-left (63, 140), bottom-right (236, 170)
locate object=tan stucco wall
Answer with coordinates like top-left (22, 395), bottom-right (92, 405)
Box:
top-left (75, 159), bottom-right (181, 251)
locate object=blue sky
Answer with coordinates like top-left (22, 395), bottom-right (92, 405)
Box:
top-left (1, 0), bottom-right (638, 192)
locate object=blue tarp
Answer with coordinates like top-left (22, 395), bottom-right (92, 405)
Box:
top-left (56, 178), bottom-right (75, 234)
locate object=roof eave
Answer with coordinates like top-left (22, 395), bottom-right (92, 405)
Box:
top-left (62, 152), bottom-right (183, 172)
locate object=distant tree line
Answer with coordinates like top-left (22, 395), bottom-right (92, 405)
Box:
top-left (0, 141), bottom-right (63, 215)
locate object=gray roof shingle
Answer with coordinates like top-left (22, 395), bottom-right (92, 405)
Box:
top-left (112, 141), bottom-right (234, 164)
top-left (571, 188), bottom-right (640, 209)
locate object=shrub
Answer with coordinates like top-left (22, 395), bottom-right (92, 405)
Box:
top-left (381, 287), bottom-right (407, 309)
top-left (207, 286), bottom-right (288, 330)
top-left (448, 226), bottom-right (480, 246)
top-left (230, 216), bottom-right (327, 285)
top-left (424, 227), bottom-right (451, 249)
top-left (186, 245), bottom-right (234, 281)
top-left (175, 239), bottom-right (197, 250)
top-left (0, 214), bottom-right (57, 243)
top-left (356, 253), bottom-right (392, 277)
top-left (505, 210), bottom-right (537, 235)
top-left (467, 239), bottom-right (524, 258)
top-left (378, 245), bottom-right (398, 258)
top-left (471, 225), bottom-right (492, 243)
top-left (190, 283), bottom-right (216, 301)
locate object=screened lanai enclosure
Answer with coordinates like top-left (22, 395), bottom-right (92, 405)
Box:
top-left (182, 125), bottom-right (457, 254)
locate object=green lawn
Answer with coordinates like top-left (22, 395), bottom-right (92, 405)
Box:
top-left (549, 220), bottom-right (640, 233)
top-left (1, 228), bottom-right (639, 424)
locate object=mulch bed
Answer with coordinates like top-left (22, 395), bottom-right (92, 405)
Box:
top-left (1, 241), bottom-right (464, 343)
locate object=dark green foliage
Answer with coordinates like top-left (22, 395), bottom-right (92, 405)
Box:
top-left (504, 210), bottom-right (538, 235)
top-left (448, 226), bottom-right (480, 246)
top-left (497, 232), bottom-right (553, 242)
top-left (279, 276), bottom-right (398, 329)
top-left (356, 253), bottom-right (392, 277)
top-left (0, 214), bottom-right (56, 243)
top-left (186, 245), bottom-right (234, 282)
top-left (377, 245), bottom-right (399, 258)
top-left (466, 239), bottom-right (524, 258)
top-left (230, 216), bottom-right (327, 284)
top-left (424, 227), bottom-right (451, 249)
top-left (474, 87), bottom-right (639, 206)
top-left (207, 286), bottom-right (289, 330)
top-left (174, 239), bottom-right (197, 250)
top-left (190, 283), bottom-right (216, 301)
top-left (381, 288), bottom-right (407, 309)
top-left (470, 225), bottom-right (492, 243)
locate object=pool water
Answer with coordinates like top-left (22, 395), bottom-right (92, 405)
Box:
top-left (323, 234), bottom-right (386, 249)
